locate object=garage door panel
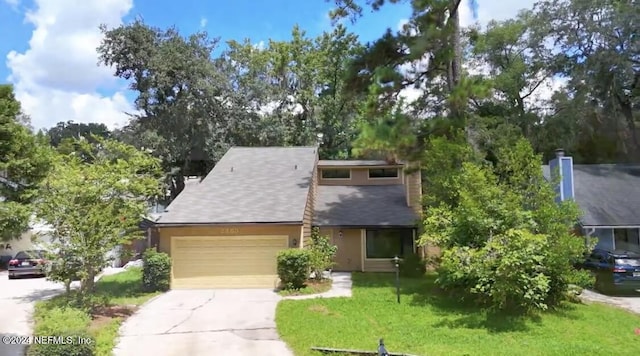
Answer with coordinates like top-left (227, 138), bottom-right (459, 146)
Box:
top-left (172, 275), bottom-right (279, 289)
top-left (171, 235), bottom-right (288, 289)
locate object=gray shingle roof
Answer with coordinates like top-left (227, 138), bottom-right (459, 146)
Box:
top-left (157, 147), bottom-right (317, 224)
top-left (542, 164), bottom-right (640, 227)
top-left (318, 160), bottom-right (403, 167)
top-left (313, 185), bottom-right (418, 227)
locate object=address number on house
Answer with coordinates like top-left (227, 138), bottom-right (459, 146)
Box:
top-left (220, 228), bottom-right (240, 234)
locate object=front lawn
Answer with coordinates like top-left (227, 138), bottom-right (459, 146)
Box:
top-left (276, 273), bottom-right (640, 356)
top-left (29, 267), bottom-right (160, 356)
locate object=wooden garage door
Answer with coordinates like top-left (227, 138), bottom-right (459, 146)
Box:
top-left (171, 235), bottom-right (289, 289)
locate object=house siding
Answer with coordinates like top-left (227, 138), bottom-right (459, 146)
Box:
top-left (320, 228), bottom-right (362, 271)
top-left (157, 224), bottom-right (302, 256)
top-left (404, 164), bottom-right (438, 262)
top-left (302, 157), bottom-right (319, 247)
top-left (318, 167), bottom-right (403, 186)
top-left (405, 167), bottom-right (422, 215)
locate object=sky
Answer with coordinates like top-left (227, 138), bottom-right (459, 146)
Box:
top-left (0, 0), bottom-right (544, 131)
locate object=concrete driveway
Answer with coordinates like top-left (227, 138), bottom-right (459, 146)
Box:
top-left (0, 271), bottom-right (66, 356)
top-left (113, 289), bottom-right (294, 356)
top-left (580, 289), bottom-right (640, 314)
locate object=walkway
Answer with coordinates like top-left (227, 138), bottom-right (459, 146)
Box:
top-left (579, 289), bottom-right (640, 315)
top-left (283, 272), bottom-right (352, 300)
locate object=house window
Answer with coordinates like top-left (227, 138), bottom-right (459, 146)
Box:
top-left (614, 228), bottom-right (640, 252)
top-left (321, 169), bottom-right (351, 179)
top-left (368, 168), bottom-right (399, 178)
top-left (365, 229), bottom-right (414, 259)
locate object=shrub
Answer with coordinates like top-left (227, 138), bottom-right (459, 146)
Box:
top-left (28, 306), bottom-right (95, 356)
top-left (142, 248), bottom-right (171, 292)
top-left (420, 138), bottom-right (592, 312)
top-left (277, 249), bottom-right (311, 290)
top-left (398, 253), bottom-right (426, 278)
top-left (27, 330), bottom-right (95, 356)
top-left (32, 306), bottom-right (90, 334)
top-left (565, 267), bottom-right (595, 290)
top-left (308, 228), bottom-right (337, 281)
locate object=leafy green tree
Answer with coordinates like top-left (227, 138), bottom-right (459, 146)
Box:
top-left (222, 24), bottom-right (364, 159)
top-left (0, 84), bottom-right (52, 242)
top-left (534, 0), bottom-right (640, 162)
top-left (47, 121), bottom-right (112, 147)
top-left (98, 21), bottom-right (241, 200)
top-left (421, 138), bottom-right (592, 311)
top-left (35, 138), bottom-right (163, 295)
top-left (308, 227), bottom-right (337, 281)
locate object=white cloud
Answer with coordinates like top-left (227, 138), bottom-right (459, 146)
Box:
top-left (458, 0), bottom-right (538, 27)
top-left (199, 17), bottom-right (207, 28)
top-left (6, 0), bottom-right (135, 131)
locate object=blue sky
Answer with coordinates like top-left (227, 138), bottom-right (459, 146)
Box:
top-left (0, 0), bottom-right (533, 131)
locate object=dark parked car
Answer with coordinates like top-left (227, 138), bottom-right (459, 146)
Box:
top-left (583, 249), bottom-right (640, 294)
top-left (7, 250), bottom-right (48, 279)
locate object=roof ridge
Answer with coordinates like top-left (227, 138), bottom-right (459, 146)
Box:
top-left (229, 146), bottom-right (317, 149)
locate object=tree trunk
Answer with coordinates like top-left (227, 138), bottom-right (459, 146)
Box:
top-left (450, 0), bottom-right (462, 89)
top-left (617, 96), bottom-right (640, 162)
top-left (81, 269), bottom-right (96, 294)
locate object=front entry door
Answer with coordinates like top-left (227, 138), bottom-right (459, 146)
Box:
top-left (331, 229), bottom-right (362, 271)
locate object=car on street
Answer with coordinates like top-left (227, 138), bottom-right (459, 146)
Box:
top-left (7, 250), bottom-right (48, 279)
top-left (582, 249), bottom-right (640, 294)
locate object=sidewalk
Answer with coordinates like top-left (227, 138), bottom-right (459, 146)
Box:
top-left (283, 272), bottom-right (352, 300)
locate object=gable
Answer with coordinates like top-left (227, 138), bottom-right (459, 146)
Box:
top-left (158, 147), bottom-right (318, 224)
top-left (543, 164), bottom-right (640, 227)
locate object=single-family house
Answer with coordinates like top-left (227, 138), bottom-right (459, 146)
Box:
top-left (543, 149), bottom-right (640, 253)
top-left (151, 146), bottom-right (424, 289)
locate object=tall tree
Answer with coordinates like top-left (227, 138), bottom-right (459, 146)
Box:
top-left (465, 12), bottom-right (559, 163)
top-left (534, 0), bottom-right (640, 162)
top-left (329, 0), bottom-right (483, 160)
top-left (221, 24), bottom-right (364, 159)
top-left (98, 21), bottom-right (251, 200)
top-left (0, 84), bottom-right (52, 241)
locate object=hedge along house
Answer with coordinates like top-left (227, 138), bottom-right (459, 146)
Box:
top-left (543, 149), bottom-right (640, 253)
top-left (152, 146), bottom-right (424, 289)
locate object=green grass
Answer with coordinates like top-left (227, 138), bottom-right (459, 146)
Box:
top-left (30, 267), bottom-right (160, 356)
top-left (94, 267), bottom-right (161, 306)
top-left (276, 273), bottom-right (640, 356)
top-left (278, 279), bottom-right (333, 296)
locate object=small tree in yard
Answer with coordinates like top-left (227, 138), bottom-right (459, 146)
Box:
top-left (35, 137), bottom-right (162, 299)
top-left (308, 227), bottom-right (337, 281)
top-left (421, 138), bottom-right (594, 312)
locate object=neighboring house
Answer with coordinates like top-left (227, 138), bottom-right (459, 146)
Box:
top-left (151, 146), bottom-right (423, 289)
top-left (543, 149), bottom-right (640, 253)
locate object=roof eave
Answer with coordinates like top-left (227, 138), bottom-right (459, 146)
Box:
top-left (312, 223), bottom-right (418, 228)
top-left (155, 221), bottom-right (303, 227)
top-left (581, 225), bottom-right (640, 229)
